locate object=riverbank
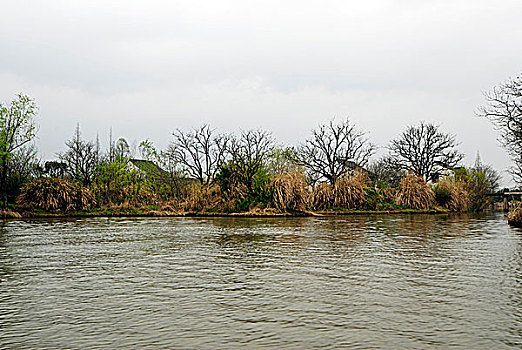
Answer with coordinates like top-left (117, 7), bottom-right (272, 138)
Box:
top-left (507, 206), bottom-right (522, 228)
top-left (2, 206), bottom-right (451, 219)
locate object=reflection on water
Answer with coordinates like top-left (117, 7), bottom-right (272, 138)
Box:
top-left (0, 213), bottom-right (521, 349)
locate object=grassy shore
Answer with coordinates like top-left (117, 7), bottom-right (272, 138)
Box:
top-left (1, 205), bottom-right (450, 219)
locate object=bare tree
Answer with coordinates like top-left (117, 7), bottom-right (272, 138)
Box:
top-left (171, 125), bottom-right (229, 185)
top-left (472, 152), bottom-right (501, 193)
top-left (389, 122), bottom-right (463, 181)
top-left (477, 73), bottom-right (522, 183)
top-left (298, 118), bottom-right (375, 185)
top-left (367, 155), bottom-right (405, 188)
top-left (226, 129), bottom-right (275, 193)
top-left (58, 124), bottom-right (99, 185)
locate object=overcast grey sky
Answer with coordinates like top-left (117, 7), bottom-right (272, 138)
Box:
top-left (1, 0), bottom-right (521, 185)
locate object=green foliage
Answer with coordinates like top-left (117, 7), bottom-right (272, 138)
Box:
top-left (453, 167), bottom-right (494, 212)
top-left (139, 139), bottom-right (186, 199)
top-left (216, 162), bottom-right (273, 211)
top-left (95, 159), bottom-right (155, 205)
top-left (433, 183), bottom-right (451, 206)
top-left (268, 147), bottom-right (300, 174)
top-left (0, 94), bottom-right (38, 208)
top-left (0, 94), bottom-right (38, 161)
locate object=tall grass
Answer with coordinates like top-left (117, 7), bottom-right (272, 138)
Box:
top-left (18, 177), bottom-right (95, 211)
top-left (183, 183), bottom-right (223, 211)
top-left (270, 171), bottom-right (310, 211)
top-left (434, 177), bottom-right (470, 212)
top-left (333, 171), bottom-right (367, 209)
top-left (395, 175), bottom-right (434, 209)
top-left (313, 171), bottom-right (368, 210)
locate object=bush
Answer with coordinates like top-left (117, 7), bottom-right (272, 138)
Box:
top-left (95, 160), bottom-right (157, 206)
top-left (18, 177), bottom-right (95, 211)
top-left (454, 167), bottom-right (493, 212)
top-left (395, 175), bottom-right (434, 209)
top-left (216, 163), bottom-right (273, 212)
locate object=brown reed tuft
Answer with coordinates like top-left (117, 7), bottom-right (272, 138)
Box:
top-left (312, 182), bottom-right (334, 210)
top-left (435, 177), bottom-right (470, 212)
top-left (18, 177), bottom-right (95, 211)
top-left (333, 170), bottom-right (367, 209)
top-left (183, 183), bottom-right (223, 211)
top-left (395, 174), bottom-right (434, 209)
top-left (270, 171), bottom-right (310, 211)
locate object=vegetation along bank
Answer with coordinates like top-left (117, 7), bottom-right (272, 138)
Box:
top-left (2, 73), bottom-right (522, 221)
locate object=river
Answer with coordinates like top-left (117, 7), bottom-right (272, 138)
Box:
top-left (1, 213), bottom-right (521, 349)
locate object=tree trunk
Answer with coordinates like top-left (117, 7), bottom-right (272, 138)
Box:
top-left (0, 159), bottom-right (8, 209)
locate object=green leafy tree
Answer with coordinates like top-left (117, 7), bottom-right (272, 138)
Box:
top-left (139, 139), bottom-right (185, 199)
top-left (0, 94), bottom-right (38, 208)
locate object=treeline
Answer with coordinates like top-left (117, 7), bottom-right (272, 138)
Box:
top-left (1, 93), bottom-right (504, 215)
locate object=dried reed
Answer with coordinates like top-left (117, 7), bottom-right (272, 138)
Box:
top-left (333, 171), bottom-right (367, 209)
top-left (18, 177), bottom-right (95, 211)
top-left (395, 175), bottom-right (434, 209)
top-left (312, 182), bottom-right (334, 210)
top-left (270, 171), bottom-right (310, 211)
top-left (183, 183), bottom-right (223, 211)
top-left (435, 177), bottom-right (470, 212)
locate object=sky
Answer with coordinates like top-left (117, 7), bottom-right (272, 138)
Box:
top-left (1, 0), bottom-right (521, 186)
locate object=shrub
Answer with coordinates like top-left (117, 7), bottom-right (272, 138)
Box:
top-left (454, 167), bottom-right (493, 212)
top-left (395, 175), bottom-right (434, 209)
top-left (270, 171), bottom-right (310, 211)
top-left (216, 163), bottom-right (273, 212)
top-left (18, 177), bottom-right (95, 211)
top-left (508, 205), bottom-right (522, 226)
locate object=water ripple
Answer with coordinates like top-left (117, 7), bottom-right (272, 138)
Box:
top-left (0, 213), bottom-right (521, 349)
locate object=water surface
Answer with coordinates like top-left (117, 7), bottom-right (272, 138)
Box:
top-left (1, 213), bottom-right (521, 349)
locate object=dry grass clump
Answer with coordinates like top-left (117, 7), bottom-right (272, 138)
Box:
top-left (395, 175), bottom-right (434, 209)
top-left (312, 182), bottom-right (334, 210)
top-left (313, 171), bottom-right (368, 210)
top-left (435, 177), bottom-right (470, 212)
top-left (0, 209), bottom-right (22, 218)
top-left (333, 171), bottom-right (367, 209)
top-left (508, 205), bottom-right (522, 226)
top-left (270, 171), bottom-right (310, 211)
top-left (94, 182), bottom-right (157, 207)
top-left (18, 177), bottom-right (95, 211)
top-left (183, 183), bottom-right (223, 211)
